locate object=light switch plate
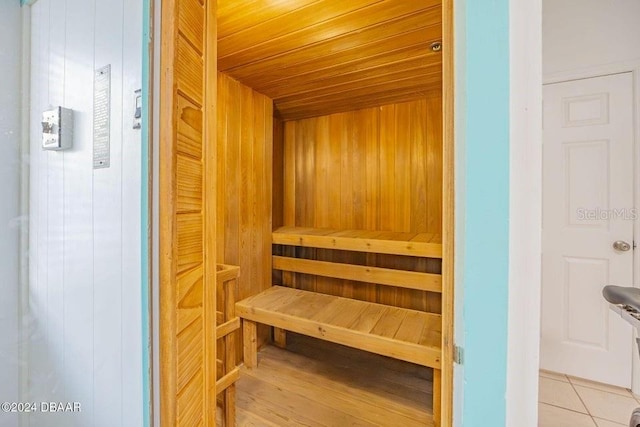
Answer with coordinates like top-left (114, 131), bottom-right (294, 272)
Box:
top-left (42, 107), bottom-right (73, 151)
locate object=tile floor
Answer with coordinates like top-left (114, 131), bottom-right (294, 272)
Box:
top-left (539, 370), bottom-right (640, 426)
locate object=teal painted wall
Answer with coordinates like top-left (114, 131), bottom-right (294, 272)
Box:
top-left (458, 0), bottom-right (511, 425)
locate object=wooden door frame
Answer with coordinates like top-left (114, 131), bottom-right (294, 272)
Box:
top-left (158, 0), bottom-right (218, 424)
top-left (441, 0), bottom-right (455, 425)
top-left (155, 0), bottom-right (456, 424)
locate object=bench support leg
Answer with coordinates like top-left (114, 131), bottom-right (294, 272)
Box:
top-left (224, 384), bottom-right (236, 426)
top-left (273, 327), bottom-right (287, 349)
top-left (243, 320), bottom-right (258, 369)
top-left (433, 369), bottom-right (441, 427)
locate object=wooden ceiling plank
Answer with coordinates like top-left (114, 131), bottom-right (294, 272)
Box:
top-left (218, 0), bottom-right (322, 39)
top-left (275, 73), bottom-right (442, 111)
top-left (219, 0), bottom-right (385, 59)
top-left (218, 0), bottom-right (440, 70)
top-left (263, 56), bottom-right (441, 99)
top-left (258, 48), bottom-right (441, 99)
top-left (223, 10), bottom-right (440, 79)
top-left (240, 38), bottom-right (441, 95)
top-left (274, 66), bottom-right (442, 104)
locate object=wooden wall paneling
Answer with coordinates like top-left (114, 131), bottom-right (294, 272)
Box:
top-left (297, 119), bottom-right (316, 293)
top-left (282, 122), bottom-right (297, 291)
top-left (262, 97), bottom-right (275, 345)
top-left (364, 110), bottom-right (381, 305)
top-left (223, 74), bottom-right (241, 270)
top-left (253, 95), bottom-right (266, 299)
top-left (351, 112), bottom-right (370, 301)
top-left (272, 117), bottom-right (285, 230)
top-left (396, 101), bottom-right (418, 310)
top-left (272, 118), bottom-right (285, 288)
top-left (281, 99), bottom-right (443, 312)
top-left (313, 116), bottom-right (331, 297)
top-left (427, 96), bottom-right (444, 234)
top-left (216, 72), bottom-right (228, 264)
top-left (378, 104), bottom-right (398, 307)
top-left (216, 72), bottom-right (274, 348)
top-left (441, 0), bottom-right (455, 425)
top-left (239, 83), bottom-right (255, 301)
top-left (283, 87), bottom-right (443, 122)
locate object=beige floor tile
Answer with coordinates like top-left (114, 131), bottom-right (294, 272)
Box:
top-left (568, 376), bottom-right (633, 397)
top-left (538, 403), bottom-right (596, 427)
top-left (593, 417), bottom-right (626, 427)
top-left (575, 385), bottom-right (639, 424)
top-left (540, 370), bottom-right (569, 382)
top-left (539, 377), bottom-right (588, 413)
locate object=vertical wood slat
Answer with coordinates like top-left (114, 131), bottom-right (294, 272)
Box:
top-left (204, 0), bottom-right (218, 424)
top-left (160, 0), bottom-right (217, 425)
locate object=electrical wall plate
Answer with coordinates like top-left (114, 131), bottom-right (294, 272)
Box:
top-left (42, 107), bottom-right (73, 151)
top-left (133, 89), bottom-right (142, 129)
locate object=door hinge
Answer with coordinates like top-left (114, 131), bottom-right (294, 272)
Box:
top-left (634, 241), bottom-right (637, 250)
top-left (454, 345), bottom-right (464, 365)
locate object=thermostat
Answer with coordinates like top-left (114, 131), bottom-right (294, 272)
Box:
top-left (42, 107), bottom-right (73, 150)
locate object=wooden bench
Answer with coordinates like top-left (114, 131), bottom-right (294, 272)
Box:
top-left (235, 227), bottom-right (443, 424)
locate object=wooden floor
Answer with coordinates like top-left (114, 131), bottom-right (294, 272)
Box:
top-left (233, 333), bottom-right (435, 426)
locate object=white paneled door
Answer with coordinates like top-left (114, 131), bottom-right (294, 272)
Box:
top-left (542, 73), bottom-right (635, 387)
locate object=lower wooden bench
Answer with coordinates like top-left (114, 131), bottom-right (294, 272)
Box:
top-left (235, 286), bottom-right (442, 423)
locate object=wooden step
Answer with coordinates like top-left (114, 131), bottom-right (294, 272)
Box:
top-left (272, 226), bottom-right (442, 258)
top-left (236, 286), bottom-right (442, 368)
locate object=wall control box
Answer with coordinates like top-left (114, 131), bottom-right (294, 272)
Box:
top-left (42, 107), bottom-right (73, 151)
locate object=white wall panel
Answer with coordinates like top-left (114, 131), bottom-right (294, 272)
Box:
top-left (0, 2), bottom-right (23, 426)
top-left (28, 0), bottom-right (143, 425)
top-left (543, 0), bottom-right (640, 75)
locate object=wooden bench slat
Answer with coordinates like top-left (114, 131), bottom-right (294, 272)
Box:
top-left (370, 306), bottom-right (407, 338)
top-left (236, 286), bottom-right (442, 368)
top-left (272, 226), bottom-right (443, 258)
top-left (418, 316), bottom-right (442, 348)
top-left (349, 303), bottom-right (387, 333)
top-left (309, 297), bottom-right (352, 324)
top-left (395, 311), bottom-right (428, 344)
top-left (274, 292), bottom-right (330, 319)
top-left (273, 256), bottom-right (442, 292)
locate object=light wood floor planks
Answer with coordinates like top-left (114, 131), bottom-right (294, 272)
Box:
top-left (233, 334), bottom-right (435, 427)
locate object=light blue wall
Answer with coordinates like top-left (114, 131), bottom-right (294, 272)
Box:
top-left (457, 0), bottom-right (511, 425)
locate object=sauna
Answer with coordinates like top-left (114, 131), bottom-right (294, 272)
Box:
top-left (159, 0), bottom-right (454, 426)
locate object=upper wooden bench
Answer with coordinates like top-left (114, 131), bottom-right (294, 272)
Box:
top-left (272, 226), bottom-right (442, 258)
